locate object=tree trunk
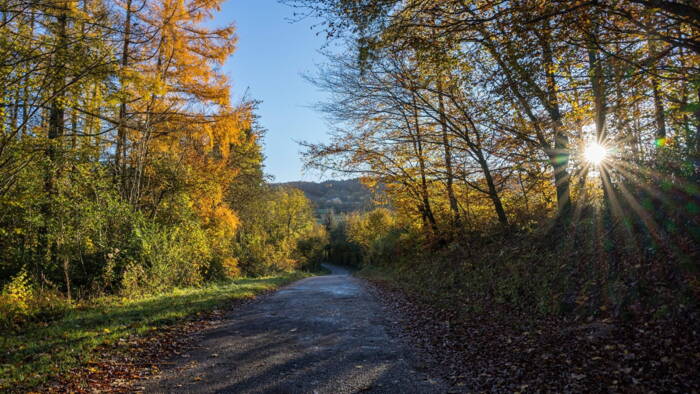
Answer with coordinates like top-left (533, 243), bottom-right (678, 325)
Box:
top-left (116, 0), bottom-right (132, 189)
top-left (648, 41), bottom-right (667, 146)
top-left (436, 75), bottom-right (461, 228)
top-left (518, 171), bottom-right (530, 215)
top-left (551, 131), bottom-right (572, 219)
top-left (588, 29), bottom-right (616, 241)
top-left (694, 88), bottom-right (700, 182)
top-left (41, 1), bottom-right (69, 271)
top-left (474, 148), bottom-right (509, 227)
top-left (411, 93), bottom-right (438, 234)
top-left (20, 10), bottom-right (36, 137)
top-left (63, 255), bottom-right (72, 302)
top-left (540, 29), bottom-right (572, 219)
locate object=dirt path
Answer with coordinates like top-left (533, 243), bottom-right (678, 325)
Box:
top-left (140, 264), bottom-right (446, 393)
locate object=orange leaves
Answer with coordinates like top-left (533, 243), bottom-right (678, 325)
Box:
top-left (195, 195), bottom-right (240, 239)
top-left (136, 0), bottom-right (251, 164)
top-left (150, 0), bottom-right (237, 103)
top-left (215, 107), bottom-right (254, 154)
top-left (128, 0), bottom-right (252, 243)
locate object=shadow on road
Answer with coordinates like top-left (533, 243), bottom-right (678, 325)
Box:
top-left (142, 264), bottom-right (444, 393)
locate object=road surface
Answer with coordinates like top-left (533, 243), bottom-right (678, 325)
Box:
top-left (141, 264), bottom-right (446, 393)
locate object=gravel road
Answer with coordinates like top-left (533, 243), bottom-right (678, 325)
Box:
top-left (141, 264), bottom-right (446, 393)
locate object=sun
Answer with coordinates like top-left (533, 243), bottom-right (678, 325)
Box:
top-left (584, 142), bottom-right (608, 166)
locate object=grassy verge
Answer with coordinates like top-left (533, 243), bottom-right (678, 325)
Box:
top-left (0, 271), bottom-right (310, 391)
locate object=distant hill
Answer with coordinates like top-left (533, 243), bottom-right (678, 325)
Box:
top-left (275, 178), bottom-right (373, 215)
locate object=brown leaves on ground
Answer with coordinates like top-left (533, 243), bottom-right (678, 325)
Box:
top-left (367, 279), bottom-right (700, 393)
top-left (40, 296), bottom-right (265, 393)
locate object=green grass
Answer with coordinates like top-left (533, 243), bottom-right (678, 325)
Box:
top-left (0, 271), bottom-right (310, 391)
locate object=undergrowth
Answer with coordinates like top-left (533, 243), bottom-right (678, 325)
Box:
top-left (354, 220), bottom-right (699, 322)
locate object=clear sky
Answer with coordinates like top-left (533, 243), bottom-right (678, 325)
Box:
top-left (215, 0), bottom-right (332, 182)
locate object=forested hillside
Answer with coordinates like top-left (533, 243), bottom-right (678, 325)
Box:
top-left (276, 178), bottom-right (373, 215)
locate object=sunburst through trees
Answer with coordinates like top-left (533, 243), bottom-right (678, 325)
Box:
top-left (292, 0), bottom-right (699, 320)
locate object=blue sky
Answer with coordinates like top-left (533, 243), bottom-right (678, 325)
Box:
top-left (215, 0), bottom-right (333, 182)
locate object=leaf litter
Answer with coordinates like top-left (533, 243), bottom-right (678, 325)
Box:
top-left (365, 278), bottom-right (700, 393)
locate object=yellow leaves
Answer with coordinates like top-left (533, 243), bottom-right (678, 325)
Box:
top-left (83, 237), bottom-right (96, 254)
top-left (169, 153), bottom-right (242, 245)
top-left (151, 78), bottom-right (169, 97)
top-left (222, 257), bottom-right (241, 279)
top-left (215, 206), bottom-right (240, 230)
top-left (199, 203), bottom-right (240, 242)
top-left (1, 270), bottom-right (33, 315)
top-left (346, 208), bottom-right (396, 249)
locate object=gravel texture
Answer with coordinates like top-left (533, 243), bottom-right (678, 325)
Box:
top-left (141, 264), bottom-right (446, 393)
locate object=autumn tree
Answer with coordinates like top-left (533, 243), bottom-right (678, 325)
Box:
top-left (1, 0), bottom-right (323, 302)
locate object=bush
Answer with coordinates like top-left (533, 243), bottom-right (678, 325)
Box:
top-left (222, 257), bottom-right (242, 278)
top-left (122, 221), bottom-right (212, 296)
top-left (296, 223), bottom-right (329, 271)
top-left (0, 270), bottom-right (33, 329)
top-left (0, 270), bottom-right (69, 331)
top-left (233, 186), bottom-right (322, 275)
top-left (342, 208), bottom-right (404, 267)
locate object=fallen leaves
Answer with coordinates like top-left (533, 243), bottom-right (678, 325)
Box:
top-left (38, 294), bottom-right (271, 393)
top-left (366, 278), bottom-right (700, 392)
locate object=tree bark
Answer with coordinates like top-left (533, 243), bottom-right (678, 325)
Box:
top-left (63, 255), bottom-right (72, 302)
top-left (474, 148), bottom-right (509, 227)
top-left (116, 0), bottom-right (132, 189)
top-left (436, 75), bottom-right (461, 229)
top-left (41, 1), bottom-right (70, 271)
top-left (411, 92), bottom-right (438, 234)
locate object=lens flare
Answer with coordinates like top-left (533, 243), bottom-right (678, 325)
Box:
top-left (584, 142), bottom-right (608, 166)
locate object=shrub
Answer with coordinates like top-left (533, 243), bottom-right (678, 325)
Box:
top-left (296, 223), bottom-right (329, 271)
top-left (343, 208), bottom-right (403, 266)
top-left (0, 270), bottom-right (33, 329)
top-left (222, 257), bottom-right (242, 278)
top-left (233, 186), bottom-right (320, 275)
top-left (122, 221), bottom-right (212, 296)
top-left (0, 270), bottom-right (69, 331)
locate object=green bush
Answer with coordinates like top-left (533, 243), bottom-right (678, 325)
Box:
top-left (296, 222), bottom-right (330, 271)
top-left (233, 187), bottom-right (323, 275)
top-left (337, 208), bottom-right (405, 267)
top-left (122, 221), bottom-right (212, 296)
